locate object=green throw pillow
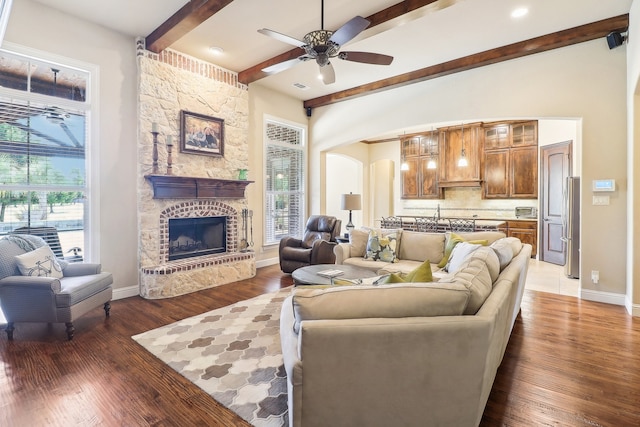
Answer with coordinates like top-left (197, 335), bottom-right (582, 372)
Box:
top-left (404, 259), bottom-right (433, 282)
top-left (437, 233), bottom-right (489, 268)
top-left (383, 259), bottom-right (433, 284)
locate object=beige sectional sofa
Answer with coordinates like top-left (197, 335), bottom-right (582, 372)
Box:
top-left (279, 229), bottom-right (532, 427)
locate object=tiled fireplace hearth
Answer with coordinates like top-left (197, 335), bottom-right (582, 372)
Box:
top-left (139, 200), bottom-right (255, 299)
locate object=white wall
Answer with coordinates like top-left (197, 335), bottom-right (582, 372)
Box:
top-left (248, 83), bottom-right (308, 266)
top-left (627, 0), bottom-right (640, 313)
top-left (308, 40), bottom-right (628, 302)
top-left (326, 154), bottom-right (363, 233)
top-left (6, 0), bottom-right (139, 296)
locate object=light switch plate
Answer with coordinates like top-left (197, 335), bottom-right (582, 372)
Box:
top-left (593, 195), bottom-right (610, 205)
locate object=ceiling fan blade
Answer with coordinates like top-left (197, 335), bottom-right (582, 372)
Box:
top-left (339, 51), bottom-right (394, 65)
top-left (319, 62), bottom-right (335, 85)
top-left (262, 56), bottom-right (310, 74)
top-left (329, 16), bottom-right (370, 46)
top-left (258, 28), bottom-right (305, 47)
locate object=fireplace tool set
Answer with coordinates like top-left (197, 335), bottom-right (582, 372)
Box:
top-left (240, 208), bottom-right (254, 252)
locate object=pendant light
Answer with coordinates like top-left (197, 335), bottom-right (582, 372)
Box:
top-left (457, 122), bottom-right (468, 167)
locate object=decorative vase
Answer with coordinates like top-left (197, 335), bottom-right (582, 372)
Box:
top-left (238, 169), bottom-right (248, 180)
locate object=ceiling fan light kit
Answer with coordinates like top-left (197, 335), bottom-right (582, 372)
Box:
top-left (258, 1), bottom-right (393, 85)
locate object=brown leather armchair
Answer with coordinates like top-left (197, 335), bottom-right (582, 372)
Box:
top-left (279, 215), bottom-right (342, 273)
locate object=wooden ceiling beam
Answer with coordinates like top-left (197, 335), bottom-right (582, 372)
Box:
top-left (238, 0), bottom-right (441, 85)
top-left (303, 14), bottom-right (629, 110)
top-left (145, 0), bottom-right (235, 53)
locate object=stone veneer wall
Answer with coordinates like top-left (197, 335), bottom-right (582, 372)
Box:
top-left (137, 43), bottom-right (255, 299)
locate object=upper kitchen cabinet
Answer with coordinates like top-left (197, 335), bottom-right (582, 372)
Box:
top-left (483, 121), bottom-right (538, 199)
top-left (439, 124), bottom-right (482, 187)
top-left (484, 124), bottom-right (510, 150)
top-left (511, 121), bottom-right (538, 146)
top-left (400, 132), bottom-right (443, 199)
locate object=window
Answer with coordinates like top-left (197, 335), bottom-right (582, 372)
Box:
top-left (264, 118), bottom-right (305, 245)
top-left (0, 48), bottom-right (92, 261)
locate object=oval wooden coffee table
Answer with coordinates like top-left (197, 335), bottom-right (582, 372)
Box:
top-left (292, 264), bottom-right (379, 286)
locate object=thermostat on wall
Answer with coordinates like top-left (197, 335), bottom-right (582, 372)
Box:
top-left (592, 179), bottom-right (615, 192)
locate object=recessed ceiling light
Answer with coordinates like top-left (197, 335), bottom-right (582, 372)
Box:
top-left (511, 7), bottom-right (528, 19)
top-left (209, 46), bottom-right (224, 55)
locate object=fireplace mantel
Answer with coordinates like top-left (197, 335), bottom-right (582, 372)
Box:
top-left (145, 174), bottom-right (253, 199)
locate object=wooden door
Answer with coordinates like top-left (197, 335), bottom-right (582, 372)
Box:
top-left (540, 141), bottom-right (572, 264)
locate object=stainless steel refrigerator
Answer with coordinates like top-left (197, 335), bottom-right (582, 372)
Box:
top-left (562, 177), bottom-right (580, 278)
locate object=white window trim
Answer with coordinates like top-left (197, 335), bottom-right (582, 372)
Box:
top-left (0, 42), bottom-right (100, 261)
top-left (263, 114), bottom-right (307, 247)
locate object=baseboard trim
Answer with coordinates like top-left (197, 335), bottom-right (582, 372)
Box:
top-left (580, 288), bottom-right (626, 307)
top-left (256, 257), bottom-right (279, 269)
top-left (626, 295), bottom-right (640, 317)
top-left (113, 285), bottom-right (140, 300)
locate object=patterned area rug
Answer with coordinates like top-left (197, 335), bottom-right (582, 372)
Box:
top-left (132, 288), bottom-right (292, 427)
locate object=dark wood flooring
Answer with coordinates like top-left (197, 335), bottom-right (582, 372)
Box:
top-left (1, 265), bottom-right (639, 426)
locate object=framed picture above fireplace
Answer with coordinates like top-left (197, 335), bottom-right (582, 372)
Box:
top-left (180, 110), bottom-right (224, 157)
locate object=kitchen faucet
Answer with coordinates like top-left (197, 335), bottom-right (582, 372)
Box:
top-left (437, 204), bottom-right (441, 221)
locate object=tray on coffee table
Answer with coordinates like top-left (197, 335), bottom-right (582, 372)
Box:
top-left (292, 264), bottom-right (379, 286)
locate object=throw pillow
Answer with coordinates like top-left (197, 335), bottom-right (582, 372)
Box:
top-left (365, 231), bottom-right (398, 263)
top-left (382, 259), bottom-right (433, 284)
top-left (445, 242), bottom-right (481, 274)
top-left (438, 233), bottom-right (489, 268)
top-left (14, 245), bottom-right (63, 278)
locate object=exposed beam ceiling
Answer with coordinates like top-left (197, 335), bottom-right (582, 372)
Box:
top-left (238, 0), bottom-right (442, 85)
top-left (303, 14), bottom-right (629, 110)
top-left (146, 0), bottom-right (235, 53)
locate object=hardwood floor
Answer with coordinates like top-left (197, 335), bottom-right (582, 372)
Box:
top-left (1, 264), bottom-right (639, 426)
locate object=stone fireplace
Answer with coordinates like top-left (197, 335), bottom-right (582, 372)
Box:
top-left (140, 200), bottom-right (255, 299)
top-left (137, 46), bottom-right (254, 299)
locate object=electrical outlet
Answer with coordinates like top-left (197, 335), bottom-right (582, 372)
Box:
top-left (591, 270), bottom-right (599, 284)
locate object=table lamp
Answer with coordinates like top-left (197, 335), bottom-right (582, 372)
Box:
top-left (341, 192), bottom-right (362, 232)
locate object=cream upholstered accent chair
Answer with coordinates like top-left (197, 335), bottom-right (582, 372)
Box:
top-left (0, 234), bottom-right (113, 341)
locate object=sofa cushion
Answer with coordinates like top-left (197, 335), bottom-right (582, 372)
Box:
top-left (443, 255), bottom-right (494, 314)
top-left (489, 238), bottom-right (515, 271)
top-left (14, 245), bottom-right (64, 278)
top-left (455, 231), bottom-right (506, 245)
top-left (445, 242), bottom-right (481, 274)
top-left (349, 229), bottom-right (370, 257)
top-left (291, 283), bottom-right (471, 333)
top-left (397, 231), bottom-right (445, 264)
top-left (468, 246), bottom-right (501, 282)
top-left (365, 231), bottom-right (399, 263)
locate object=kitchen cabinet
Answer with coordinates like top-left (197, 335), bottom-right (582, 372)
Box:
top-left (510, 146), bottom-right (538, 198)
top-left (438, 124), bottom-right (482, 187)
top-left (499, 220), bottom-right (537, 258)
top-left (400, 132), bottom-right (443, 199)
top-left (483, 121), bottom-right (538, 199)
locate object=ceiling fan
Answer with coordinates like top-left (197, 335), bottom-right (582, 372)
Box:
top-left (258, 0), bottom-right (394, 84)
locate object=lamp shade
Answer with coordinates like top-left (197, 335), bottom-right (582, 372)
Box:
top-left (341, 193), bottom-right (362, 211)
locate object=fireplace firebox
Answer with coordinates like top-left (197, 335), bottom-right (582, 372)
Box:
top-left (168, 216), bottom-right (227, 261)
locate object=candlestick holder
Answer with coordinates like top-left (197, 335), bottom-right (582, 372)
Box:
top-left (151, 131), bottom-right (159, 174)
top-left (166, 142), bottom-right (173, 175)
